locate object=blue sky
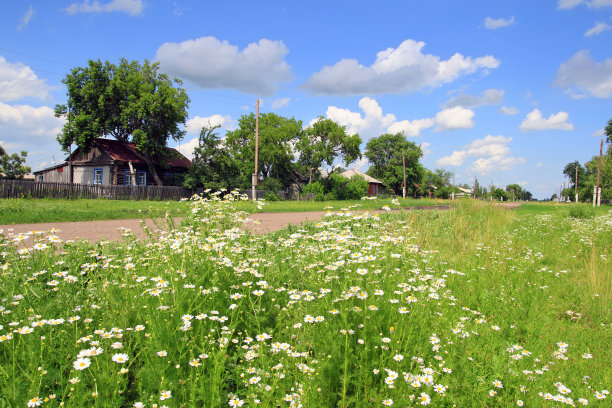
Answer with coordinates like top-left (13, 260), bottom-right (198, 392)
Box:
top-left (1, 0), bottom-right (611, 199)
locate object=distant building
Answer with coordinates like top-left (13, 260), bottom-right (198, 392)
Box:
top-left (34, 139), bottom-right (191, 186)
top-left (340, 168), bottom-right (385, 195)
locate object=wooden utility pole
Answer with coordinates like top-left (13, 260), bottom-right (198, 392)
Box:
top-left (252, 99), bottom-right (260, 202)
top-left (402, 150), bottom-right (406, 198)
top-left (595, 139), bottom-right (603, 207)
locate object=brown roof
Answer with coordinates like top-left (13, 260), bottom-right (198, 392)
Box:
top-left (91, 139), bottom-right (191, 168)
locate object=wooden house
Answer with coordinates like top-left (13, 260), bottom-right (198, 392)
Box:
top-left (34, 139), bottom-right (191, 186)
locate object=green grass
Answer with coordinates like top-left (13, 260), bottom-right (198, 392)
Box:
top-left (0, 195), bottom-right (609, 407)
top-left (0, 196), bottom-right (449, 224)
top-left (0, 198), bottom-right (190, 224)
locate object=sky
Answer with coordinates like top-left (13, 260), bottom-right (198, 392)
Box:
top-left (1, 0), bottom-right (611, 199)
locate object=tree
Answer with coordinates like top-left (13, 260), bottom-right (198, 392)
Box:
top-left (296, 117), bottom-right (362, 182)
top-left (55, 59), bottom-right (190, 185)
top-left (563, 161), bottom-right (587, 191)
top-left (224, 112), bottom-right (303, 189)
top-left (584, 144), bottom-right (612, 200)
top-left (606, 118), bottom-right (612, 144)
top-left (0, 146), bottom-right (31, 179)
top-left (505, 184), bottom-right (523, 201)
top-left (183, 124), bottom-right (240, 190)
top-left (364, 133), bottom-right (424, 196)
top-left (493, 187), bottom-right (509, 201)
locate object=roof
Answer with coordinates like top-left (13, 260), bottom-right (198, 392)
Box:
top-left (340, 169), bottom-right (384, 184)
top-left (457, 187), bottom-right (472, 194)
top-left (78, 139), bottom-right (191, 168)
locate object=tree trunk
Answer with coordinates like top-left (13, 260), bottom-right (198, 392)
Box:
top-left (143, 154), bottom-right (163, 186)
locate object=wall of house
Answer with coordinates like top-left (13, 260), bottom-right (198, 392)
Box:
top-left (73, 165), bottom-right (111, 185)
top-left (36, 165), bottom-right (69, 183)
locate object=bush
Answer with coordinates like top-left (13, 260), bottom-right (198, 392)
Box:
top-left (567, 204), bottom-right (595, 219)
top-left (261, 177), bottom-right (284, 193)
top-left (340, 176), bottom-right (369, 200)
top-left (434, 187), bottom-right (451, 199)
top-left (264, 191), bottom-right (281, 201)
top-left (302, 181), bottom-right (324, 196)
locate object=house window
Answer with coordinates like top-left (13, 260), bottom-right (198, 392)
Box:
top-left (137, 171), bottom-right (147, 186)
top-left (36, 174), bottom-right (43, 182)
top-left (94, 168), bottom-right (103, 185)
top-left (125, 170), bottom-right (132, 185)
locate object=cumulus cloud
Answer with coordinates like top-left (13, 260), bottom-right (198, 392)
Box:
top-left (303, 39), bottom-right (500, 95)
top-left (436, 135), bottom-right (525, 175)
top-left (155, 36), bottom-right (293, 96)
top-left (499, 106), bottom-right (519, 115)
top-left (519, 108), bottom-right (574, 131)
top-left (584, 22), bottom-right (612, 36)
top-left (558, 0), bottom-right (612, 8)
top-left (0, 102), bottom-right (65, 150)
top-left (65, 0), bottom-right (144, 16)
top-left (556, 51), bottom-right (612, 98)
top-left (0, 56), bottom-right (50, 102)
top-left (419, 142), bottom-right (432, 158)
top-left (271, 97), bottom-right (291, 109)
top-left (443, 88), bottom-right (504, 109)
top-left (17, 6), bottom-right (34, 30)
top-left (387, 118), bottom-right (434, 137)
top-left (325, 97), bottom-right (397, 140)
top-left (434, 106), bottom-right (475, 131)
top-left (176, 114), bottom-right (232, 159)
top-left (484, 16), bottom-right (515, 29)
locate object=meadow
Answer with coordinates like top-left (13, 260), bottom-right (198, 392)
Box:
top-left (0, 193), bottom-right (609, 407)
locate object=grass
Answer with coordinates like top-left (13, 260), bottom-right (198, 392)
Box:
top-left (0, 196), bottom-right (448, 224)
top-left (0, 193), bottom-right (609, 407)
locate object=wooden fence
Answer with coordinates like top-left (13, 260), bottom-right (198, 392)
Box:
top-left (0, 180), bottom-right (317, 201)
top-left (0, 180), bottom-right (195, 200)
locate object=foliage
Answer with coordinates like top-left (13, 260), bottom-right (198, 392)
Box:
top-left (263, 191), bottom-right (281, 201)
top-left (568, 203), bottom-right (596, 219)
top-left (505, 184), bottom-right (523, 201)
top-left (55, 59), bottom-right (190, 185)
top-left (606, 117), bottom-right (612, 144)
top-left (260, 177), bottom-right (284, 193)
top-left (0, 146), bottom-right (30, 179)
top-left (301, 181), bottom-right (325, 198)
top-left (364, 133), bottom-right (424, 196)
top-left (492, 187), bottom-right (509, 200)
top-left (296, 117), bottom-right (362, 182)
top-left (183, 124), bottom-right (240, 190)
top-left (339, 175), bottom-right (369, 200)
top-left (224, 112), bottom-right (302, 189)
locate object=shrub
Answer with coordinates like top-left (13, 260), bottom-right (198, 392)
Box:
top-left (340, 175), bottom-right (369, 200)
top-left (568, 204), bottom-right (595, 219)
top-left (260, 177), bottom-right (284, 193)
top-left (264, 191), bottom-right (281, 201)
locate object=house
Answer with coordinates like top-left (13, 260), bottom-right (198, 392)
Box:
top-left (340, 169), bottom-right (385, 196)
top-left (455, 186), bottom-right (473, 198)
top-left (34, 139), bottom-right (191, 186)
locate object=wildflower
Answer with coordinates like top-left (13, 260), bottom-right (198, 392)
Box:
top-left (489, 390), bottom-right (497, 397)
top-left (493, 379), bottom-right (503, 389)
top-left (157, 350), bottom-right (167, 357)
top-left (228, 397), bottom-right (244, 406)
top-left (27, 396), bottom-right (43, 407)
top-left (393, 354), bottom-right (404, 362)
top-left (112, 353), bottom-right (129, 363)
top-left (189, 359), bottom-right (201, 367)
top-left (249, 376), bottom-right (261, 384)
top-left (419, 393), bottom-right (431, 405)
top-left (160, 390), bottom-right (172, 400)
top-left (517, 400), bottom-right (524, 406)
top-left (69, 377), bottom-right (80, 384)
top-left (382, 399), bottom-right (393, 406)
top-left (73, 357), bottom-right (91, 370)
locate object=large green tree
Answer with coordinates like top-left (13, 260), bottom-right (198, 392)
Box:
top-left (296, 117), bottom-right (362, 182)
top-left (183, 124), bottom-right (240, 190)
top-left (54, 59), bottom-right (190, 185)
top-left (224, 112), bottom-right (302, 189)
top-left (505, 184), bottom-right (523, 201)
top-left (0, 146), bottom-right (30, 180)
top-left (364, 133), bottom-right (423, 195)
top-left (605, 118), bottom-right (612, 144)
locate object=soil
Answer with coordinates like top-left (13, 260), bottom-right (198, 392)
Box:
top-left (0, 203), bottom-right (518, 243)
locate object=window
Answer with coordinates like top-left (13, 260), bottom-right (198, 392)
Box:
top-left (125, 170), bottom-right (132, 185)
top-left (137, 171), bottom-right (147, 186)
top-left (36, 174), bottom-right (43, 182)
top-left (94, 168), bottom-right (103, 185)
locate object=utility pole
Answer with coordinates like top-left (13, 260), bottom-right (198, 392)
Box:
top-left (594, 139), bottom-right (603, 207)
top-left (252, 98), bottom-right (259, 202)
top-left (402, 150), bottom-right (406, 199)
top-left (575, 165), bottom-right (578, 203)
top-left (451, 168), bottom-right (455, 200)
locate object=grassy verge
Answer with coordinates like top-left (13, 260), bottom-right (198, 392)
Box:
top-left (0, 195), bottom-right (609, 407)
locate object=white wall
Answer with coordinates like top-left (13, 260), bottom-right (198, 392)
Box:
top-left (73, 165), bottom-right (111, 185)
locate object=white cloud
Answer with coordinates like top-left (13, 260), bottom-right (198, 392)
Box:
top-left (519, 108), bottom-right (574, 131)
top-left (436, 150), bottom-right (468, 167)
top-left (304, 39), bottom-right (499, 95)
top-left (0, 102), bottom-right (65, 151)
top-left (271, 97), bottom-right (291, 109)
top-left (184, 114), bottom-right (231, 135)
top-left (420, 142), bottom-right (432, 158)
top-left (387, 118), bottom-right (434, 137)
top-left (443, 88), bottom-right (504, 109)
top-left (0, 56), bottom-right (50, 102)
top-left (353, 157), bottom-right (369, 171)
top-left (591, 128), bottom-right (605, 137)
top-left (558, 0), bottom-right (612, 8)
top-left (585, 22), bottom-right (612, 37)
top-left (499, 106), bottom-right (519, 115)
top-left (156, 36), bottom-right (293, 96)
top-left (325, 97), bottom-right (396, 139)
top-left (436, 135), bottom-right (524, 175)
top-left (65, 0), bottom-right (144, 16)
top-left (555, 50), bottom-right (612, 98)
top-left (434, 106), bottom-right (475, 131)
top-left (17, 6), bottom-right (34, 30)
top-left (484, 16), bottom-right (515, 29)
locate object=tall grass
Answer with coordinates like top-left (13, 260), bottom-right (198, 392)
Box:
top-left (0, 194), bottom-right (609, 407)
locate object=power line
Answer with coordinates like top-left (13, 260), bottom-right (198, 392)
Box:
top-left (0, 46), bottom-right (72, 67)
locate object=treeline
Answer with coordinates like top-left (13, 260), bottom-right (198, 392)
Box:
top-left (181, 114), bottom-right (466, 200)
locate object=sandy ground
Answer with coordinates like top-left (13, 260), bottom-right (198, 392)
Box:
top-left (0, 203), bottom-right (518, 244)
